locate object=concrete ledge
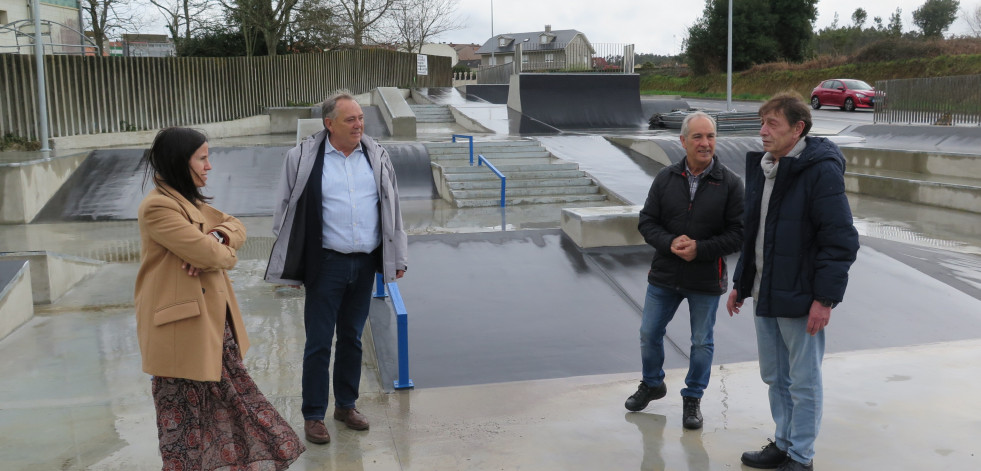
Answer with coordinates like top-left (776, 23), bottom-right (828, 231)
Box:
top-left (0, 260), bottom-right (33, 340)
top-left (605, 137), bottom-right (673, 167)
top-left (561, 205), bottom-right (645, 248)
top-left (372, 87), bottom-right (416, 138)
top-left (50, 115), bottom-right (273, 151)
top-left (0, 252), bottom-right (104, 304)
top-left (449, 107), bottom-right (495, 134)
top-left (841, 147), bottom-right (981, 179)
top-left (0, 151), bottom-right (90, 224)
top-left (268, 107), bottom-right (314, 134)
top-left (845, 173), bottom-right (981, 214)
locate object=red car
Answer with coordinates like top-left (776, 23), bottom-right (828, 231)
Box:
top-left (810, 79), bottom-right (876, 111)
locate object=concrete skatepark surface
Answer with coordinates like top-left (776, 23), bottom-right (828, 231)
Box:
top-left (2, 90), bottom-right (981, 469)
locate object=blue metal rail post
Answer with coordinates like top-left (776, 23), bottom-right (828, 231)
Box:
top-left (373, 273), bottom-right (387, 298)
top-left (478, 154), bottom-right (507, 207)
top-left (451, 134), bottom-right (475, 166)
top-left (387, 281), bottom-right (414, 389)
top-left (371, 274), bottom-right (412, 388)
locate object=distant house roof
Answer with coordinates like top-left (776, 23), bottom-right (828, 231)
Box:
top-left (450, 43), bottom-right (481, 61)
top-left (476, 29), bottom-right (586, 55)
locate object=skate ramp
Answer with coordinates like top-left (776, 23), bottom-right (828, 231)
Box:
top-left (35, 144), bottom-right (437, 221)
top-left (536, 135), bottom-right (665, 205)
top-left (384, 143), bottom-right (439, 200)
top-left (508, 74), bottom-right (646, 129)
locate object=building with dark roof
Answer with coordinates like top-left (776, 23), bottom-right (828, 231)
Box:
top-left (476, 25), bottom-right (594, 71)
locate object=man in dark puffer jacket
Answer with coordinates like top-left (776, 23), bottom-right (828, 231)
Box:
top-left (728, 93), bottom-right (859, 471)
top-left (624, 111), bottom-right (744, 430)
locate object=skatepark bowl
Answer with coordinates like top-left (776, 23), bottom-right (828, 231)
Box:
top-left (1, 84), bottom-right (981, 470)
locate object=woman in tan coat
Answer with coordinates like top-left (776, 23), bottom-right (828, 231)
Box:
top-left (135, 127), bottom-right (304, 470)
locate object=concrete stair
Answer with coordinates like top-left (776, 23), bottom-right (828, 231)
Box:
top-left (410, 104), bottom-right (455, 123)
top-left (427, 140), bottom-right (607, 207)
top-left (841, 147), bottom-right (981, 214)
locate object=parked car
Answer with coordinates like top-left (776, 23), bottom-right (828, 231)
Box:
top-left (810, 79), bottom-right (876, 111)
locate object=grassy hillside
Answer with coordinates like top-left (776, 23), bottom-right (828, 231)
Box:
top-left (640, 54), bottom-right (981, 100)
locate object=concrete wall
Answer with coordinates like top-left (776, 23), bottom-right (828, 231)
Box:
top-left (50, 115), bottom-right (272, 151)
top-left (0, 260), bottom-right (33, 340)
top-left (269, 107), bottom-right (314, 134)
top-left (0, 252), bottom-right (103, 304)
top-left (0, 151), bottom-right (89, 224)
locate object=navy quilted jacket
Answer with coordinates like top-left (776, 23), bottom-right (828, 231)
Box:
top-left (732, 136), bottom-right (859, 318)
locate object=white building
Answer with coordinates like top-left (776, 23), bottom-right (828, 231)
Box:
top-left (0, 0), bottom-right (86, 54)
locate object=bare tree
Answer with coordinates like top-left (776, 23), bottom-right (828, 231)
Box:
top-left (333, 0), bottom-right (398, 47)
top-left (384, 0), bottom-right (465, 53)
top-left (964, 4), bottom-right (981, 37)
top-left (220, 0), bottom-right (301, 56)
top-left (147, 0), bottom-right (218, 55)
top-left (82, 0), bottom-right (144, 55)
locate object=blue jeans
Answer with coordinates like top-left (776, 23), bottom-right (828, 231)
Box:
top-left (301, 250), bottom-right (376, 420)
top-left (640, 283), bottom-right (720, 399)
top-left (754, 315), bottom-right (825, 465)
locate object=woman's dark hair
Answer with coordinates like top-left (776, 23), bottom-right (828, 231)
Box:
top-left (140, 127), bottom-right (211, 206)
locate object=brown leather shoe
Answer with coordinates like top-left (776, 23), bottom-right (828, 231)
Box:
top-left (304, 419), bottom-right (330, 444)
top-left (333, 407), bottom-right (369, 430)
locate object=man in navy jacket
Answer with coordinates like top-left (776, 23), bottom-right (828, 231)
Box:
top-left (727, 93), bottom-right (859, 471)
top-left (625, 111), bottom-right (744, 430)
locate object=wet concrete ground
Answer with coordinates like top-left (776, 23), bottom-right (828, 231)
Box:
top-left (3, 99), bottom-right (981, 469)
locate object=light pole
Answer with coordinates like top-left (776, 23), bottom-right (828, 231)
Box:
top-left (490, 0), bottom-right (495, 66)
top-left (31, 0), bottom-right (50, 152)
top-left (726, 0), bottom-right (733, 112)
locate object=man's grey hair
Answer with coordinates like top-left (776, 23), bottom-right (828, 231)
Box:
top-left (680, 111), bottom-right (717, 138)
top-left (321, 89), bottom-right (356, 120)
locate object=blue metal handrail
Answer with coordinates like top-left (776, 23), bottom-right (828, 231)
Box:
top-left (373, 273), bottom-right (414, 389)
top-left (478, 154), bottom-right (507, 207)
top-left (451, 134), bottom-right (475, 166)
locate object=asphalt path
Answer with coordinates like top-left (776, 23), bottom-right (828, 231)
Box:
top-left (675, 98), bottom-right (875, 134)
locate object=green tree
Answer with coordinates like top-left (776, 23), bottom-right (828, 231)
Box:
top-left (887, 8), bottom-right (904, 36)
top-left (770, 0), bottom-right (818, 61)
top-left (912, 0), bottom-right (960, 38)
top-left (684, 0), bottom-right (815, 74)
top-left (852, 8), bottom-right (868, 28)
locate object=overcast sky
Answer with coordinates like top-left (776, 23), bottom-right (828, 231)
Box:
top-left (441, 0), bottom-right (980, 55)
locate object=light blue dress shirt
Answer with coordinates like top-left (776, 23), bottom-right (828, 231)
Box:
top-left (321, 140), bottom-right (381, 254)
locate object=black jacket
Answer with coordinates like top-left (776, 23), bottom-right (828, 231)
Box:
top-left (732, 136), bottom-right (859, 317)
top-left (638, 156), bottom-right (745, 295)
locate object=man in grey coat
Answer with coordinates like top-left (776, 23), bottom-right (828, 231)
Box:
top-left (265, 90), bottom-right (407, 445)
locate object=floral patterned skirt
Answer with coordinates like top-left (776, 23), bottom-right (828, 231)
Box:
top-left (152, 322), bottom-right (305, 471)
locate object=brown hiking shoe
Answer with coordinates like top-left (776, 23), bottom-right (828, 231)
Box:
top-left (304, 419), bottom-right (330, 444)
top-left (333, 407), bottom-right (369, 431)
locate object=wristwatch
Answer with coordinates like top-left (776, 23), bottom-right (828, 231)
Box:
top-left (816, 298), bottom-right (837, 308)
top-left (209, 231), bottom-right (225, 245)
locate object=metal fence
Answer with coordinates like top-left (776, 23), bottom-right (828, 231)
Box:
top-left (874, 75), bottom-right (981, 126)
top-left (477, 62), bottom-right (514, 84)
top-left (476, 42), bottom-right (635, 84)
top-left (0, 49), bottom-right (451, 139)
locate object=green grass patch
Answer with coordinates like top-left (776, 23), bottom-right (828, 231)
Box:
top-left (0, 133), bottom-right (41, 151)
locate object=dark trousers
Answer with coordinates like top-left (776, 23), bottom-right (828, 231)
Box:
top-left (301, 249), bottom-right (376, 420)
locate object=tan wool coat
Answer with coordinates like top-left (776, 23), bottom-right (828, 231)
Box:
top-left (134, 183), bottom-right (249, 382)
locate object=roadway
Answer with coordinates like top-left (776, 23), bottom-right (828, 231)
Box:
top-left (678, 98), bottom-right (875, 135)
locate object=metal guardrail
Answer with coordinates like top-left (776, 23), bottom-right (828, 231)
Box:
top-left (874, 75), bottom-right (981, 126)
top-left (451, 134), bottom-right (475, 165)
top-left (373, 274), bottom-right (413, 390)
top-left (478, 154), bottom-right (507, 208)
top-left (649, 110), bottom-right (761, 132)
